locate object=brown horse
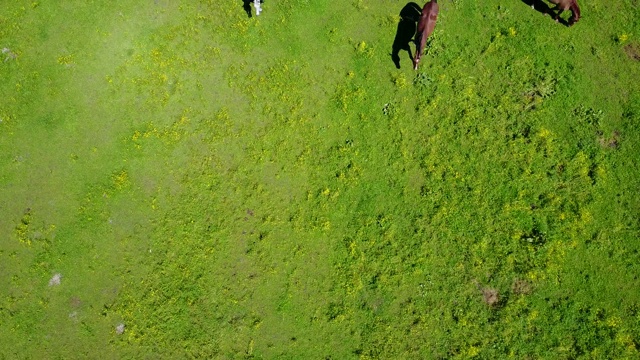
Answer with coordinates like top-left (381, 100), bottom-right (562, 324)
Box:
top-left (413, 0), bottom-right (439, 70)
top-left (533, 0), bottom-right (581, 25)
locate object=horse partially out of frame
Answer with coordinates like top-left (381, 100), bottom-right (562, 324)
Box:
top-left (533, 0), bottom-right (581, 26)
top-left (413, 0), bottom-right (439, 70)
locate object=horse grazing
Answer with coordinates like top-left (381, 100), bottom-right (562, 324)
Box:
top-left (533, 0), bottom-right (580, 26)
top-left (413, 0), bottom-right (439, 70)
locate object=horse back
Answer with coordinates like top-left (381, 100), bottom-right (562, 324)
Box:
top-left (418, 1), bottom-right (439, 37)
top-left (548, 0), bottom-right (572, 10)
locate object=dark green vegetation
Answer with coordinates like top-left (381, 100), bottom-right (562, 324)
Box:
top-left (2, 0), bottom-right (640, 358)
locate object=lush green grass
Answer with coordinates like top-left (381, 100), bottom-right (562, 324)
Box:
top-left (2, 0), bottom-right (640, 358)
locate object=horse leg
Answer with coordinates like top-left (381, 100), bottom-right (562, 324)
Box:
top-left (568, 9), bottom-right (576, 26)
top-left (243, 0), bottom-right (252, 17)
top-left (548, 4), bottom-right (564, 22)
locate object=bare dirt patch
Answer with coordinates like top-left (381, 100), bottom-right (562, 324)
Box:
top-left (598, 130), bottom-right (620, 149)
top-left (511, 278), bottom-right (532, 295)
top-left (70, 296), bottom-right (82, 307)
top-left (624, 43), bottom-right (640, 61)
top-left (482, 287), bottom-right (500, 307)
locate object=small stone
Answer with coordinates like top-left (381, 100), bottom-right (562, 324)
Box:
top-left (116, 323), bottom-right (125, 335)
top-left (48, 273), bottom-right (62, 286)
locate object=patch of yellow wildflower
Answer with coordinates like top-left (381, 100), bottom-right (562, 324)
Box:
top-left (112, 169), bottom-right (130, 190)
top-left (57, 54), bottom-right (74, 66)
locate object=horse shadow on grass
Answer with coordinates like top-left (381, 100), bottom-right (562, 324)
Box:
top-left (391, 2), bottom-right (422, 69)
top-left (519, 0), bottom-right (571, 27)
top-left (242, 0), bottom-right (263, 18)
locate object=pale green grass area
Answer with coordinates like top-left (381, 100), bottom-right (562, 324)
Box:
top-left (1, 0), bottom-right (639, 358)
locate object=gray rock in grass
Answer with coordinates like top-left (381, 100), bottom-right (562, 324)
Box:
top-left (48, 273), bottom-right (62, 286)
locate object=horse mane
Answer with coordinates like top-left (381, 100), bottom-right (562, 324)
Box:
top-left (570, 0), bottom-right (581, 21)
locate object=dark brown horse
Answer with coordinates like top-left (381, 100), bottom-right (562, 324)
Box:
top-left (413, 0), bottom-right (439, 70)
top-left (533, 0), bottom-right (580, 25)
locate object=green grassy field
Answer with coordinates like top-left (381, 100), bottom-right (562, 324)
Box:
top-left (1, 0), bottom-right (640, 358)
